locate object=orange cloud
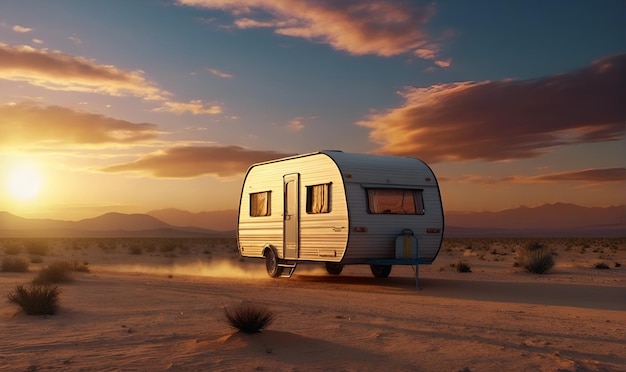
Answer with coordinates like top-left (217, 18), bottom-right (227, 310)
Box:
top-left (100, 145), bottom-right (293, 178)
top-left (358, 53), bottom-right (626, 162)
top-left (178, 0), bottom-right (440, 58)
top-left (153, 100), bottom-right (222, 115)
top-left (0, 102), bottom-right (159, 146)
top-left (531, 168), bottom-right (626, 182)
top-left (0, 44), bottom-right (168, 100)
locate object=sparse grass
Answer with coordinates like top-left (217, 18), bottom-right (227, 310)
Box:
top-left (32, 260), bottom-right (89, 285)
top-left (456, 261), bottom-right (472, 273)
top-left (223, 302), bottom-right (275, 334)
top-left (1, 257), bottom-right (29, 272)
top-left (516, 242), bottom-right (555, 274)
top-left (594, 262), bottom-right (610, 270)
top-left (7, 284), bottom-right (60, 315)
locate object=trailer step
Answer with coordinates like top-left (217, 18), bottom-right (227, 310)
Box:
top-left (278, 262), bottom-right (297, 278)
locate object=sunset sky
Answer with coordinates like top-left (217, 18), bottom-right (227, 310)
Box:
top-left (1, 0), bottom-right (624, 221)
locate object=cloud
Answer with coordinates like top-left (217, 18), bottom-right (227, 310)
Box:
top-left (286, 117), bottom-right (304, 132)
top-left (208, 68), bottom-right (233, 78)
top-left (358, 53), bottom-right (626, 163)
top-left (0, 102), bottom-right (160, 146)
top-left (178, 0), bottom-right (440, 58)
top-left (0, 44), bottom-right (168, 100)
top-left (531, 168), bottom-right (626, 182)
top-left (100, 145), bottom-right (294, 178)
top-left (153, 100), bottom-right (222, 115)
top-left (12, 25), bottom-right (32, 33)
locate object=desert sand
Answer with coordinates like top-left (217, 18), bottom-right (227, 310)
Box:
top-left (1, 237), bottom-right (625, 372)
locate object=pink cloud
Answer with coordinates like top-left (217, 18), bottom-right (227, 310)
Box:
top-left (12, 25), bottom-right (32, 33)
top-left (178, 0), bottom-right (440, 58)
top-left (208, 68), bottom-right (233, 78)
top-left (358, 53), bottom-right (626, 162)
top-left (100, 145), bottom-right (293, 178)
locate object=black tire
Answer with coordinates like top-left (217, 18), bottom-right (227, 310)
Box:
top-left (325, 262), bottom-right (344, 275)
top-left (370, 264), bottom-right (392, 278)
top-left (265, 248), bottom-right (283, 278)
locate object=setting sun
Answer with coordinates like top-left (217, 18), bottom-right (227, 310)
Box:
top-left (5, 164), bottom-right (43, 201)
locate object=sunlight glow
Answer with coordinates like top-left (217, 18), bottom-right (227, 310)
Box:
top-left (5, 164), bottom-right (43, 201)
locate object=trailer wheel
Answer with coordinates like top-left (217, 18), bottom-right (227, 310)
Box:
top-left (265, 248), bottom-right (283, 278)
top-left (370, 264), bottom-right (392, 278)
top-left (325, 263), bottom-right (343, 275)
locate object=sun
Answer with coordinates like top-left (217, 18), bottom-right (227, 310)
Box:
top-left (5, 164), bottom-right (43, 201)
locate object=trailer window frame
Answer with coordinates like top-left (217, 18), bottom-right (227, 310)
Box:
top-left (250, 191), bottom-right (271, 217)
top-left (365, 187), bottom-right (424, 215)
top-left (306, 182), bottom-right (332, 214)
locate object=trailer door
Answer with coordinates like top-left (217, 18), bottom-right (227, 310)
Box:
top-left (283, 173), bottom-right (300, 259)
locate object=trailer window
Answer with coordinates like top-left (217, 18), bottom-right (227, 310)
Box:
top-left (306, 183), bottom-right (331, 214)
top-left (250, 191), bottom-right (271, 217)
top-left (366, 188), bottom-right (424, 215)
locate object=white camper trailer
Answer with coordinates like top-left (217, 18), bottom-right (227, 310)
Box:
top-left (237, 150), bottom-right (444, 281)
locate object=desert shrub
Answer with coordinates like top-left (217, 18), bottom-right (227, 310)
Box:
top-left (30, 255), bottom-right (44, 264)
top-left (517, 242), bottom-right (554, 274)
top-left (129, 246), bottom-right (143, 255)
top-left (594, 262), bottom-right (610, 270)
top-left (1, 257), bottom-right (29, 272)
top-left (32, 261), bottom-right (88, 284)
top-left (223, 302), bottom-right (275, 334)
top-left (3, 244), bottom-right (22, 255)
top-left (7, 284), bottom-right (60, 315)
top-left (456, 261), bottom-right (472, 273)
top-left (25, 240), bottom-right (49, 256)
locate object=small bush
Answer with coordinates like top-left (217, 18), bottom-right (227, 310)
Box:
top-left (25, 240), bottom-right (49, 256)
top-left (1, 257), bottom-right (29, 272)
top-left (456, 261), bottom-right (472, 273)
top-left (30, 255), bottom-right (44, 264)
top-left (223, 302), bottom-right (275, 334)
top-left (4, 245), bottom-right (21, 255)
top-left (7, 284), bottom-right (60, 315)
top-left (594, 262), bottom-right (610, 270)
top-left (32, 261), bottom-right (88, 284)
top-left (517, 242), bottom-right (554, 274)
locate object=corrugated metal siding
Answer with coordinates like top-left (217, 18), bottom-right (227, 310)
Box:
top-left (324, 151), bottom-right (443, 263)
top-left (238, 153), bottom-right (349, 261)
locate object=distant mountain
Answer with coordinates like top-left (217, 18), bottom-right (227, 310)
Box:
top-left (1, 203), bottom-right (623, 238)
top-left (0, 212), bottom-right (233, 238)
top-left (445, 203), bottom-right (625, 237)
top-left (146, 208), bottom-right (237, 231)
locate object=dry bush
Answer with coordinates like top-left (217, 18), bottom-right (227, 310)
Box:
top-left (223, 302), bottom-right (275, 334)
top-left (456, 261), bottom-right (472, 273)
top-left (517, 242), bottom-right (554, 274)
top-left (32, 261), bottom-right (89, 284)
top-left (3, 244), bottom-right (22, 255)
top-left (7, 284), bottom-right (60, 315)
top-left (1, 257), bottom-right (29, 272)
top-left (30, 255), bottom-right (44, 264)
top-left (25, 240), bottom-right (49, 256)
top-left (594, 262), bottom-right (610, 270)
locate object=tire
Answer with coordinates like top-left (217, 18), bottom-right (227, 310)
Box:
top-left (265, 248), bottom-right (283, 278)
top-left (370, 264), bottom-right (392, 278)
top-left (325, 262), bottom-right (344, 275)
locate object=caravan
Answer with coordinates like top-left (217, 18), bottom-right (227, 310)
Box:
top-left (237, 151), bottom-right (444, 281)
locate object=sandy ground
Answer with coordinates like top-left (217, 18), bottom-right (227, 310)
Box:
top-left (1, 238), bottom-right (625, 372)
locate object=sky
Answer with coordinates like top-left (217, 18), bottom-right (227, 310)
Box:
top-left (0, 0), bottom-right (624, 221)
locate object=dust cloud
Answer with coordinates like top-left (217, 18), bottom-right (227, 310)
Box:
top-left (100, 259), bottom-right (328, 279)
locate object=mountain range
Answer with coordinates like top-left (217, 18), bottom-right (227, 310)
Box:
top-left (0, 203), bottom-right (623, 238)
